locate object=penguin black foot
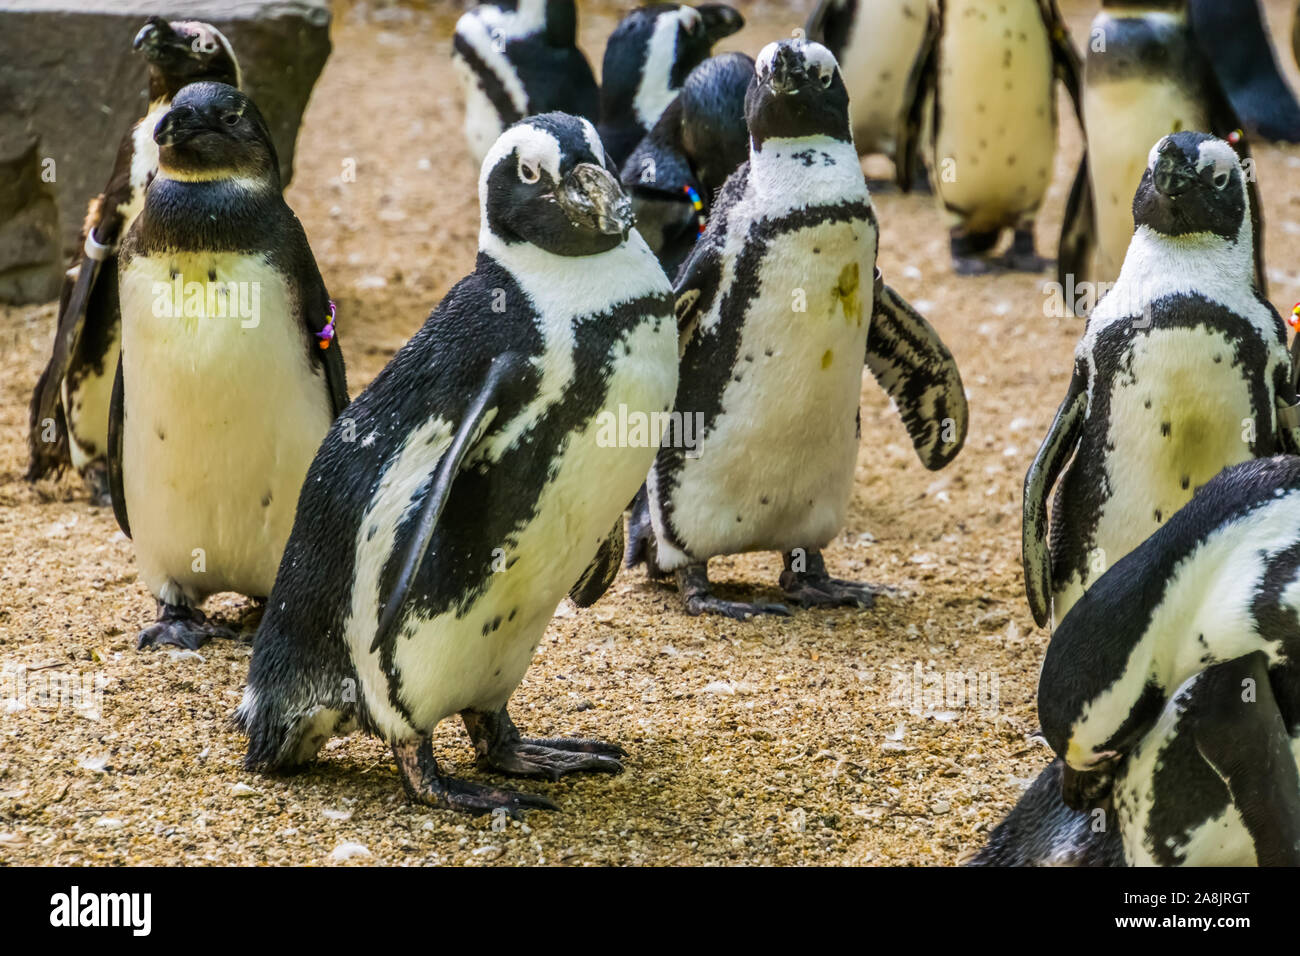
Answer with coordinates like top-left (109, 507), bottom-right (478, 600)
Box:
top-left (779, 549), bottom-right (876, 609)
top-left (392, 737), bottom-right (557, 817)
top-left (463, 706), bottom-right (624, 781)
top-left (996, 227), bottom-right (1051, 273)
top-left (676, 564), bottom-right (790, 620)
top-left (81, 461), bottom-right (113, 508)
top-left (623, 484), bottom-right (667, 577)
top-left (949, 228), bottom-right (1000, 277)
top-left (136, 602), bottom-right (236, 651)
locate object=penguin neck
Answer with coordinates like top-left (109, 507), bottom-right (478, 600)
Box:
top-left (631, 16), bottom-right (685, 128)
top-left (136, 173), bottom-right (281, 253)
top-left (747, 136), bottom-right (867, 209)
top-left (1110, 219), bottom-right (1257, 310)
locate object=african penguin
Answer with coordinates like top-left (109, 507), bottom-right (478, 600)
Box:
top-left (236, 114), bottom-right (678, 815)
top-left (27, 17), bottom-right (241, 505)
top-left (1189, 0), bottom-right (1300, 143)
top-left (1038, 456), bottom-right (1300, 866)
top-left (110, 82), bottom-right (348, 650)
top-left (904, 0), bottom-right (1081, 274)
top-left (1058, 0), bottom-right (1266, 303)
top-left (598, 3), bottom-right (744, 170)
top-left (631, 39), bottom-right (968, 620)
top-left (805, 0), bottom-right (933, 188)
top-left (621, 51), bottom-right (754, 278)
top-left (1024, 131), bottom-right (1300, 632)
top-left (451, 0), bottom-right (599, 166)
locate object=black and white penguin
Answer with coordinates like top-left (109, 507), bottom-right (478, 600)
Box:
top-left (805, 0), bottom-right (933, 187)
top-left (1024, 131), bottom-right (1300, 631)
top-left (109, 82), bottom-right (348, 650)
top-left (451, 0), bottom-right (600, 165)
top-left (630, 39), bottom-right (968, 620)
top-left (236, 114), bottom-right (678, 815)
top-left (597, 3), bottom-right (744, 170)
top-left (621, 51), bottom-right (754, 278)
top-left (1058, 0), bottom-right (1266, 300)
top-left (1037, 456), bottom-right (1300, 866)
top-left (27, 18), bottom-right (241, 503)
top-left (902, 0), bottom-right (1081, 274)
top-left (1189, 0), bottom-right (1300, 143)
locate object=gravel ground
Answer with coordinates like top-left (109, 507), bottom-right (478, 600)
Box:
top-left (2, 0), bottom-right (1299, 866)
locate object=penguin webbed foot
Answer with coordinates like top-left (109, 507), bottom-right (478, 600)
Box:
top-left (949, 228), bottom-right (1001, 277)
top-left (136, 602), bottom-right (237, 651)
top-left (463, 706), bottom-right (624, 781)
top-left (779, 550), bottom-right (877, 610)
top-left (995, 227), bottom-right (1052, 274)
top-left (675, 564), bottom-right (791, 620)
top-left (81, 461), bottom-right (113, 508)
top-left (393, 738), bottom-right (556, 817)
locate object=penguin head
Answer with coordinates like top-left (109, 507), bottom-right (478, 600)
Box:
top-left (133, 17), bottom-right (242, 95)
top-left (601, 4), bottom-right (745, 129)
top-left (1132, 132), bottom-right (1248, 246)
top-left (154, 83), bottom-right (279, 187)
top-left (746, 40), bottom-right (851, 150)
top-left (679, 52), bottom-right (755, 195)
top-left (481, 113), bottom-right (635, 257)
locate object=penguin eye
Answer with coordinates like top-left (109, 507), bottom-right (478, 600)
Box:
top-left (1213, 169), bottom-right (1231, 190)
top-left (221, 112), bottom-right (240, 127)
top-left (518, 158), bottom-right (541, 184)
top-left (819, 69), bottom-right (833, 88)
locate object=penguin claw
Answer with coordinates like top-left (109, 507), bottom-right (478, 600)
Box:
top-left (136, 604), bottom-right (237, 650)
top-left (480, 742), bottom-right (624, 781)
top-left (683, 595), bottom-right (792, 620)
top-left (393, 738), bottom-right (558, 816)
top-left (779, 572), bottom-right (879, 610)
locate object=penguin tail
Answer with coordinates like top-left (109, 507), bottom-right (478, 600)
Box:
top-left (966, 759), bottom-right (1125, 867)
top-left (235, 613), bottom-right (357, 772)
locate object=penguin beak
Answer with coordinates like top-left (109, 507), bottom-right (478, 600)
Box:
top-left (1153, 145), bottom-right (1196, 199)
top-left (555, 163), bottom-right (635, 239)
top-left (154, 105), bottom-right (207, 147)
top-left (763, 47), bottom-right (809, 96)
top-left (698, 4), bottom-right (745, 43)
top-left (133, 16), bottom-right (175, 56)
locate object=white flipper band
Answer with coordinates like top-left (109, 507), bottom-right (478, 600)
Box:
top-left (84, 231), bottom-right (114, 262)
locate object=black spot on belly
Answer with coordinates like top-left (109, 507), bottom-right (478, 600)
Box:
top-left (1213, 355), bottom-right (1222, 363)
top-left (1181, 476), bottom-right (1190, 490)
top-left (366, 525), bottom-right (377, 542)
top-left (156, 427), bottom-right (165, 441)
top-left (736, 515), bottom-right (743, 523)
top-left (813, 247), bottom-right (821, 254)
top-left (208, 268), bottom-right (217, 282)
top-left (760, 496), bottom-right (769, 505)
top-left (1161, 422), bottom-right (1171, 437)
top-left (508, 608), bottom-right (517, 621)
top-left (733, 374), bottom-right (743, 383)
top-left (1144, 399), bottom-right (1151, 409)
top-left (764, 348), bottom-right (774, 357)
top-left (1154, 509), bottom-right (1163, 522)
top-left (494, 668), bottom-right (501, 677)
top-left (261, 491), bottom-right (273, 508)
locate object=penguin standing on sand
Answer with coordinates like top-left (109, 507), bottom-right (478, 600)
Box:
top-left (630, 39), bottom-right (967, 620)
top-left (1058, 0), bottom-right (1266, 300)
top-left (237, 114), bottom-right (678, 815)
top-left (976, 457), bottom-right (1300, 867)
top-left (110, 82), bottom-right (348, 649)
top-left (903, 0), bottom-right (1081, 274)
top-left (805, 0), bottom-right (933, 187)
top-left (452, 0), bottom-right (599, 165)
top-left (1024, 132), bottom-right (1300, 632)
top-left (621, 51), bottom-right (754, 278)
top-left (598, 3), bottom-right (744, 170)
top-left (27, 18), bottom-right (240, 503)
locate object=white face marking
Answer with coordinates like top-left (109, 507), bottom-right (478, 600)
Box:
top-left (633, 9), bottom-right (692, 128)
top-left (172, 20), bottom-right (242, 89)
top-left (1196, 138), bottom-right (1239, 191)
top-left (479, 123), bottom-right (562, 209)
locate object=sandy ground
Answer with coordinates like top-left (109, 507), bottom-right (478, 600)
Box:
top-left (2, 0), bottom-right (1299, 867)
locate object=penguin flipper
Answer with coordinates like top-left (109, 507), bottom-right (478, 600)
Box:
top-left (896, 7), bottom-right (940, 193)
top-left (27, 254), bottom-right (102, 482)
top-left (1039, 0), bottom-right (1083, 127)
top-left (1023, 366), bottom-right (1087, 628)
top-left (285, 217), bottom-right (349, 416)
top-left (1057, 153), bottom-right (1095, 314)
top-left (568, 520), bottom-right (625, 608)
top-left (865, 272), bottom-right (968, 470)
top-left (369, 351), bottom-right (526, 655)
top-left (107, 350), bottom-right (130, 540)
top-left (1186, 653), bottom-right (1300, 866)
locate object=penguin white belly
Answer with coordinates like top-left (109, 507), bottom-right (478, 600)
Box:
top-left (347, 317), bottom-right (677, 739)
top-left (841, 0), bottom-right (930, 156)
top-left (118, 253), bottom-right (332, 604)
top-left (1084, 79), bottom-right (1209, 284)
top-left (933, 0), bottom-right (1056, 230)
top-left (667, 222), bottom-right (874, 560)
top-left (62, 324), bottom-right (119, 468)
